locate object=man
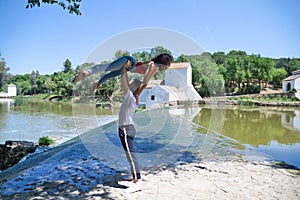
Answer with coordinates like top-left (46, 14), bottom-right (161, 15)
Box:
top-left (118, 61), bottom-right (142, 193)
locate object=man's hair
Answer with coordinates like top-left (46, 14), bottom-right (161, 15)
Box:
top-left (129, 79), bottom-right (142, 93)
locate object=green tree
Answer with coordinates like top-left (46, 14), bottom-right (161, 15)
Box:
top-left (63, 58), bottom-right (72, 73)
top-left (36, 75), bottom-right (52, 93)
top-left (18, 80), bottom-right (31, 95)
top-left (51, 71), bottom-right (74, 96)
top-left (260, 57), bottom-right (275, 87)
top-left (132, 51), bottom-right (151, 62)
top-left (11, 74), bottom-right (31, 95)
top-left (114, 50), bottom-right (130, 59)
top-left (274, 58), bottom-right (291, 74)
top-left (176, 55), bottom-right (189, 62)
top-left (243, 56), bottom-right (253, 93)
top-left (253, 56), bottom-right (274, 88)
top-left (0, 57), bottom-right (10, 91)
top-left (184, 55), bottom-right (224, 97)
top-left (95, 78), bottom-right (117, 101)
top-left (150, 46), bottom-right (172, 58)
top-left (31, 70), bottom-right (38, 95)
top-left (26, 0), bottom-right (82, 15)
top-left (45, 78), bottom-right (57, 93)
top-left (289, 58), bottom-right (300, 73)
top-left (225, 50), bottom-right (247, 89)
top-left (218, 64), bottom-right (227, 81)
top-left (270, 68), bottom-right (287, 88)
top-left (225, 56), bottom-right (239, 89)
top-left (212, 52), bottom-right (226, 65)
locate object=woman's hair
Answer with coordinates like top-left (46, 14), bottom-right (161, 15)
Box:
top-left (151, 53), bottom-right (173, 68)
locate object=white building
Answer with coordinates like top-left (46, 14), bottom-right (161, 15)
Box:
top-left (7, 84), bottom-right (17, 97)
top-left (0, 84), bottom-right (17, 98)
top-left (139, 62), bottom-right (202, 108)
top-left (282, 70), bottom-right (300, 98)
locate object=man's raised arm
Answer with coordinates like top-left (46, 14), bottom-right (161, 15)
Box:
top-left (120, 64), bottom-right (130, 96)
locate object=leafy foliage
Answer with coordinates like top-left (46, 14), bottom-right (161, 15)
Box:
top-left (2, 47), bottom-right (300, 99)
top-left (38, 136), bottom-right (55, 146)
top-left (63, 59), bottom-right (72, 73)
top-left (26, 0), bottom-right (82, 15)
top-left (0, 57), bottom-right (11, 91)
top-left (183, 54), bottom-right (225, 96)
top-left (270, 68), bottom-right (288, 88)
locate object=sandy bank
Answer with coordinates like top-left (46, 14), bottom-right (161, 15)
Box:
top-left (0, 141), bottom-right (299, 200)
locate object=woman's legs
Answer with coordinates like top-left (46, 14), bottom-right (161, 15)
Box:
top-left (98, 69), bottom-right (122, 85)
top-left (105, 56), bottom-right (134, 71)
top-left (96, 56), bottom-right (136, 85)
top-left (89, 56), bottom-right (133, 74)
top-left (88, 63), bottom-right (110, 75)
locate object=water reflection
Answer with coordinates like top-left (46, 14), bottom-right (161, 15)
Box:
top-left (0, 99), bottom-right (14, 112)
top-left (192, 106), bottom-right (300, 168)
top-left (281, 110), bottom-right (300, 135)
top-left (193, 107), bottom-right (300, 146)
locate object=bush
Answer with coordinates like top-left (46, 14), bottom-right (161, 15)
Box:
top-left (289, 88), bottom-right (297, 94)
top-left (38, 136), bottom-right (55, 146)
top-left (237, 100), bottom-right (254, 106)
top-left (14, 96), bottom-right (25, 106)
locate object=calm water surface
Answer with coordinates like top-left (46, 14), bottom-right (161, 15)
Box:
top-left (192, 106), bottom-right (300, 168)
top-left (0, 99), bottom-right (299, 168)
top-left (0, 99), bottom-right (117, 144)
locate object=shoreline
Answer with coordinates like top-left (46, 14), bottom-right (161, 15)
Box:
top-left (0, 146), bottom-right (299, 199)
top-left (202, 99), bottom-right (300, 107)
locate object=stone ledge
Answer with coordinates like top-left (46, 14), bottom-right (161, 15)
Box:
top-left (0, 141), bottom-right (37, 171)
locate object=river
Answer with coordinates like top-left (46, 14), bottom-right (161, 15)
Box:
top-left (0, 99), bottom-right (299, 169)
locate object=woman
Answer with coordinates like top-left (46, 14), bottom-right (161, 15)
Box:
top-left (73, 53), bottom-right (173, 101)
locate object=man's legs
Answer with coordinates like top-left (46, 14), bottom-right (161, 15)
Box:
top-left (118, 125), bottom-right (141, 180)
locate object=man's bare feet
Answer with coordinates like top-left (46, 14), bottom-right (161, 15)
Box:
top-left (125, 180), bottom-right (142, 193)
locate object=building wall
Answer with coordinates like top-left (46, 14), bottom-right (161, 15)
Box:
top-left (165, 67), bottom-right (191, 87)
top-left (145, 86), bottom-right (170, 108)
top-left (139, 63), bottom-right (201, 108)
top-left (282, 79), bottom-right (300, 98)
top-left (139, 88), bottom-right (149, 104)
top-left (295, 79), bottom-right (300, 98)
top-left (7, 85), bottom-right (17, 97)
top-left (282, 81), bottom-right (290, 92)
top-left (295, 78), bottom-right (300, 90)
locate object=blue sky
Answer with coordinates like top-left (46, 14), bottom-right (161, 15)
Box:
top-left (0, 0), bottom-right (299, 75)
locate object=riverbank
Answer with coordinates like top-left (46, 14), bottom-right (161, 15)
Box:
top-left (202, 90), bottom-right (300, 107)
top-left (0, 140), bottom-right (299, 199)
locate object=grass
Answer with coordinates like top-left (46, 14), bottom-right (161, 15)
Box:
top-left (229, 95), bottom-right (300, 103)
top-left (14, 95), bottom-right (48, 106)
top-left (38, 136), bottom-right (55, 146)
top-left (14, 94), bottom-right (72, 106)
